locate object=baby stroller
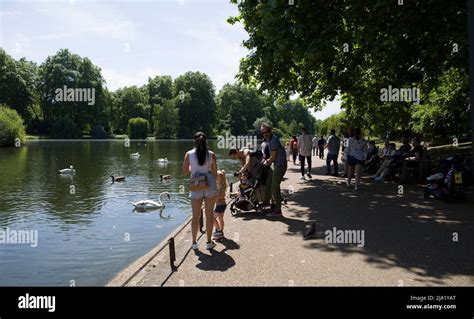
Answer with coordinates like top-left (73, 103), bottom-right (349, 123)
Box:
top-left (229, 151), bottom-right (287, 216)
top-left (424, 156), bottom-right (471, 201)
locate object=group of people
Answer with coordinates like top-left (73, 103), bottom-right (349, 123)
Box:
top-left (287, 129), bottom-right (341, 180)
top-left (183, 123), bottom-right (287, 251)
top-left (183, 126), bottom-right (424, 251)
top-left (285, 127), bottom-right (425, 191)
top-left (341, 129), bottom-right (425, 189)
top-left (369, 136), bottom-right (425, 182)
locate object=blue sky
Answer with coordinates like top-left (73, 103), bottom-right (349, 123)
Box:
top-left (0, 0), bottom-right (340, 119)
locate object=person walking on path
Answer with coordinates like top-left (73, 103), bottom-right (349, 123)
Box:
top-left (182, 131), bottom-right (218, 251)
top-left (297, 127), bottom-right (313, 180)
top-left (261, 123), bottom-right (287, 216)
top-left (344, 127), bottom-right (367, 191)
top-left (325, 129), bottom-right (341, 176)
top-left (290, 136), bottom-right (298, 165)
top-left (317, 136), bottom-right (326, 159)
top-left (312, 135), bottom-right (319, 156)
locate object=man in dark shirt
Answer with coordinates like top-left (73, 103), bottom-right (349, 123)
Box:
top-left (401, 137), bottom-right (424, 182)
top-left (260, 123), bottom-right (287, 216)
top-left (410, 137), bottom-right (424, 160)
top-left (317, 136), bottom-right (326, 159)
top-left (398, 136), bottom-right (412, 159)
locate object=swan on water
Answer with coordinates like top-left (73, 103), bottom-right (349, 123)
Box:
top-left (130, 152), bottom-right (140, 158)
top-left (129, 192), bottom-right (171, 210)
top-left (157, 158), bottom-right (168, 163)
top-left (160, 174), bottom-right (171, 181)
top-left (59, 165), bottom-right (76, 175)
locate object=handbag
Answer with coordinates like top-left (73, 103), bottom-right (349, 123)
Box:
top-left (189, 152), bottom-right (211, 192)
top-left (189, 175), bottom-right (208, 191)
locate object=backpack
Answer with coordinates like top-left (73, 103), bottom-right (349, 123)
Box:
top-left (292, 140), bottom-right (298, 150)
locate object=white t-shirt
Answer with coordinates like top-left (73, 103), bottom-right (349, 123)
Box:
top-left (344, 137), bottom-right (367, 161)
top-left (312, 136), bottom-right (318, 147)
top-left (298, 134), bottom-right (313, 157)
top-left (187, 149), bottom-right (214, 175)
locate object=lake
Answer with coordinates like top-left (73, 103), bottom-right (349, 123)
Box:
top-left (0, 140), bottom-right (239, 286)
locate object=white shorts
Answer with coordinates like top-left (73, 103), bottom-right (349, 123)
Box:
top-left (189, 188), bottom-right (218, 200)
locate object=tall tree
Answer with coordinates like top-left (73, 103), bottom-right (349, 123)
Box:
top-left (147, 75), bottom-right (173, 105)
top-left (230, 0), bottom-right (469, 141)
top-left (0, 49), bottom-right (39, 129)
top-left (174, 71), bottom-right (216, 138)
top-left (216, 83), bottom-right (264, 135)
top-left (38, 49), bottom-right (106, 133)
top-left (154, 98), bottom-right (179, 139)
top-left (111, 86), bottom-right (148, 134)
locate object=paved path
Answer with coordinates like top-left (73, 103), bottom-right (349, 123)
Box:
top-left (111, 155), bottom-right (474, 287)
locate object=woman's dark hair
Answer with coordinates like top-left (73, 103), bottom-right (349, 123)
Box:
top-left (292, 135), bottom-right (296, 139)
top-left (194, 131), bottom-right (208, 166)
top-left (354, 127), bottom-right (361, 140)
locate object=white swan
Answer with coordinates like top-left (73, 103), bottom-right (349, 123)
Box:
top-left (130, 192), bottom-right (171, 210)
top-left (59, 165), bottom-right (76, 175)
top-left (130, 152), bottom-right (140, 158)
top-left (157, 158), bottom-right (168, 163)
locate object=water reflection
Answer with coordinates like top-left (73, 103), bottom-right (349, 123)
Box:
top-left (0, 140), bottom-right (239, 286)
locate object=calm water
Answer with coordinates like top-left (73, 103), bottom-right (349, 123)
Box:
top-left (0, 140), bottom-right (239, 286)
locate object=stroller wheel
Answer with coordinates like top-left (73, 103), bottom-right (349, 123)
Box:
top-left (230, 203), bottom-right (237, 216)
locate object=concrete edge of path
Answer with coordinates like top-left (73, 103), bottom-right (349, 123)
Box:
top-left (106, 215), bottom-right (193, 287)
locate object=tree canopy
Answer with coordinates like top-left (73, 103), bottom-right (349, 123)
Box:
top-left (1, 48), bottom-right (317, 142)
top-left (229, 0), bottom-right (470, 142)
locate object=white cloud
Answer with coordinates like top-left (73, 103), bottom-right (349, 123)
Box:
top-left (312, 99), bottom-right (342, 120)
top-left (34, 2), bottom-right (136, 41)
top-left (5, 32), bottom-right (33, 59)
top-left (179, 22), bottom-right (248, 89)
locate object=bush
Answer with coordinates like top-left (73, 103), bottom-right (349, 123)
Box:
top-left (91, 125), bottom-right (108, 139)
top-left (51, 118), bottom-right (82, 139)
top-left (0, 105), bottom-right (27, 147)
top-left (127, 117), bottom-right (149, 139)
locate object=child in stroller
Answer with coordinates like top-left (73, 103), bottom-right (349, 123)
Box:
top-left (238, 171), bottom-right (254, 196)
top-left (424, 155), bottom-right (472, 201)
top-left (229, 150), bottom-right (287, 215)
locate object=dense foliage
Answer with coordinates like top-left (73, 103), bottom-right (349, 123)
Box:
top-left (229, 0), bottom-right (471, 142)
top-left (0, 105), bottom-right (27, 147)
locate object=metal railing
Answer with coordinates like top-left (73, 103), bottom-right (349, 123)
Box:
top-left (121, 208), bottom-right (206, 286)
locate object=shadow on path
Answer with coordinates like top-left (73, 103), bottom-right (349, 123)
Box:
top-left (243, 161), bottom-right (474, 285)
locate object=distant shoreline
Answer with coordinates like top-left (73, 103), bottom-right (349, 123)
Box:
top-left (26, 137), bottom-right (202, 142)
